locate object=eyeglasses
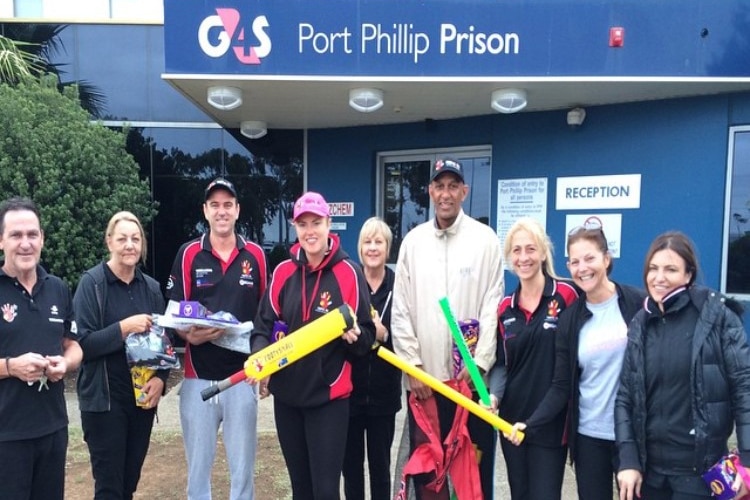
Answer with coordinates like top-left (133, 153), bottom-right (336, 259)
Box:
top-left (568, 218), bottom-right (603, 236)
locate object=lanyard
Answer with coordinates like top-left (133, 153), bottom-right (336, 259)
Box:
top-left (301, 269), bottom-right (323, 323)
top-left (379, 291), bottom-right (392, 319)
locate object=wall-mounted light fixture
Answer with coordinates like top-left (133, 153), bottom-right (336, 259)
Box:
top-left (491, 88), bottom-right (528, 114)
top-left (349, 88), bottom-right (384, 113)
top-left (240, 120), bottom-right (267, 139)
top-left (567, 107), bottom-right (586, 127)
top-left (207, 86), bottom-right (243, 111)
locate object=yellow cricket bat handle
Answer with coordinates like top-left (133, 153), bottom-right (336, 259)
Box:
top-left (376, 346), bottom-right (523, 442)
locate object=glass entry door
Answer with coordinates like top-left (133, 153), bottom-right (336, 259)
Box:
top-left (380, 150), bottom-right (491, 262)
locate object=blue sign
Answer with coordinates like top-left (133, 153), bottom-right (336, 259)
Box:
top-left (165, 0), bottom-right (750, 78)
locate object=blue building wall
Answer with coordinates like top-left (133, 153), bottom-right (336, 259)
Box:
top-left (309, 92), bottom-right (750, 309)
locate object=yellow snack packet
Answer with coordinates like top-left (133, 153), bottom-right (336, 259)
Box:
top-left (131, 366), bottom-right (156, 407)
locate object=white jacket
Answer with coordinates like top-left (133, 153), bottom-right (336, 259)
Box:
top-left (392, 210), bottom-right (504, 383)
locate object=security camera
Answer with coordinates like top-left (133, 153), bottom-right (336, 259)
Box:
top-left (567, 107), bottom-right (586, 127)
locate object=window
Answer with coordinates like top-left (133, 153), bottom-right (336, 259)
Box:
top-left (723, 126), bottom-right (750, 298)
top-left (377, 148), bottom-right (492, 262)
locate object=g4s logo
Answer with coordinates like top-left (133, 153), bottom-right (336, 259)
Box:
top-left (198, 8), bottom-right (271, 64)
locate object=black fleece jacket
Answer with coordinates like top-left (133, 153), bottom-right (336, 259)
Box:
top-left (349, 265), bottom-right (402, 417)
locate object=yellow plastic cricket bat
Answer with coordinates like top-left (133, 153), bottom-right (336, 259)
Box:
top-left (376, 346), bottom-right (523, 441)
top-left (200, 304), bottom-right (355, 401)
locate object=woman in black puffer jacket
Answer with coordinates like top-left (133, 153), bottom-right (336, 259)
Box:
top-left (616, 231), bottom-right (750, 500)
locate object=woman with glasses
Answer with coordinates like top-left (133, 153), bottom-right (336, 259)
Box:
top-left (616, 231), bottom-right (750, 500)
top-left (74, 211), bottom-right (167, 499)
top-left (505, 220), bottom-right (645, 499)
top-left (488, 217), bottom-right (579, 499)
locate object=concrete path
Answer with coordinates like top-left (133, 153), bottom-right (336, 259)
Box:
top-left (66, 384), bottom-right (579, 498)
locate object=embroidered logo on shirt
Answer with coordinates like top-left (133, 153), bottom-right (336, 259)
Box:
top-left (195, 268), bottom-right (214, 288)
top-left (315, 291), bottom-right (332, 314)
top-left (239, 259), bottom-right (255, 287)
top-left (50, 305), bottom-right (59, 316)
top-left (2, 303), bottom-right (18, 323)
top-left (542, 299), bottom-right (560, 330)
top-left (501, 317), bottom-right (517, 339)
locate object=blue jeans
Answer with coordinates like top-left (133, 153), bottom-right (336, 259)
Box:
top-left (179, 378), bottom-right (258, 500)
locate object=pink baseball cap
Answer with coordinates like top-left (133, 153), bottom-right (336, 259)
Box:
top-left (293, 191), bottom-right (330, 221)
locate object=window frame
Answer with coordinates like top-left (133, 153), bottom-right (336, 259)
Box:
top-left (376, 145), bottom-right (492, 217)
top-left (721, 125), bottom-right (750, 300)
top-left (376, 145), bottom-right (492, 263)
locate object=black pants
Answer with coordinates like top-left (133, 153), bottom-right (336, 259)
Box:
top-left (0, 427), bottom-right (68, 500)
top-left (275, 397), bottom-right (350, 500)
top-left (641, 483), bottom-right (713, 500)
top-left (81, 398), bottom-right (156, 500)
top-left (406, 390), bottom-right (496, 500)
top-left (641, 471), bottom-right (713, 500)
top-left (500, 436), bottom-right (567, 500)
top-left (342, 412), bottom-right (397, 500)
top-left (573, 433), bottom-right (618, 500)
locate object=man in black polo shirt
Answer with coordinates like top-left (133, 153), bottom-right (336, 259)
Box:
top-left (166, 178), bottom-right (267, 500)
top-left (0, 196), bottom-right (82, 500)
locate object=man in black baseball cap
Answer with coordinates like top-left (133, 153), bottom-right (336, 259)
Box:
top-left (166, 173), bottom-right (267, 499)
top-left (204, 177), bottom-right (237, 201)
top-left (430, 158), bottom-right (465, 183)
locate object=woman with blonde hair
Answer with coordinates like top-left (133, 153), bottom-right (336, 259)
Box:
top-left (489, 217), bottom-right (579, 499)
top-left (74, 210), bottom-right (167, 499)
top-left (343, 216), bottom-right (402, 500)
top-left (508, 219), bottom-right (645, 499)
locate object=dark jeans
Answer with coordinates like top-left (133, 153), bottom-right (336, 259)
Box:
top-left (0, 427), bottom-right (68, 500)
top-left (81, 397), bottom-right (156, 500)
top-left (406, 390), bottom-right (496, 500)
top-left (275, 397), bottom-right (350, 500)
top-left (573, 433), bottom-right (618, 500)
top-left (343, 412), bottom-right (397, 500)
top-left (500, 436), bottom-right (567, 500)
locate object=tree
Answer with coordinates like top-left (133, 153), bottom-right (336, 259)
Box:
top-left (0, 79), bottom-right (156, 287)
top-left (0, 34), bottom-right (43, 83)
top-left (0, 23), bottom-right (106, 117)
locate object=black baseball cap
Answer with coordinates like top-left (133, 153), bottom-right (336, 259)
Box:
top-left (430, 158), bottom-right (465, 183)
top-left (204, 177), bottom-right (237, 200)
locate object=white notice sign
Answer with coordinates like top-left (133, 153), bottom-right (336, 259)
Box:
top-left (556, 174), bottom-right (641, 210)
top-left (496, 177), bottom-right (548, 261)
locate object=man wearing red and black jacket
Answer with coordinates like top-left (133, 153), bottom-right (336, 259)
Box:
top-left (166, 178), bottom-right (267, 500)
top-left (250, 191), bottom-right (375, 500)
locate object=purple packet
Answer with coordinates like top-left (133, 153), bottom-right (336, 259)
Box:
top-left (703, 454), bottom-right (740, 500)
top-left (452, 319), bottom-right (479, 379)
top-left (271, 320), bottom-right (288, 343)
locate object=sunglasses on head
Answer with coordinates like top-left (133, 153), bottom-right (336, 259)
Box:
top-left (568, 219), bottom-right (603, 236)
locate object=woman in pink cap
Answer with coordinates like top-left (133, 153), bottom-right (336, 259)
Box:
top-left (250, 191), bottom-right (375, 500)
